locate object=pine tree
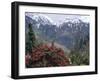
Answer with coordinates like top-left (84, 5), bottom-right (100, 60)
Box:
top-left (26, 23), bottom-right (36, 54)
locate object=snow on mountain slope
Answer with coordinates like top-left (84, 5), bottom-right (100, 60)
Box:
top-left (25, 13), bottom-right (55, 26)
top-left (64, 18), bottom-right (82, 23)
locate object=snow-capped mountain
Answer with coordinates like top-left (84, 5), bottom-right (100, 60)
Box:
top-left (59, 17), bottom-right (89, 33)
top-left (64, 18), bottom-right (82, 23)
top-left (26, 14), bottom-right (55, 26)
top-left (25, 14), bottom-right (89, 50)
top-left (25, 14), bottom-right (58, 40)
top-left (59, 18), bottom-right (84, 27)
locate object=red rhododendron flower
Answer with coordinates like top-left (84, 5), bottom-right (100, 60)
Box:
top-left (25, 54), bottom-right (31, 65)
top-left (25, 44), bottom-right (71, 67)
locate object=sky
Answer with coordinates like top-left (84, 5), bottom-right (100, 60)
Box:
top-left (26, 12), bottom-right (90, 25)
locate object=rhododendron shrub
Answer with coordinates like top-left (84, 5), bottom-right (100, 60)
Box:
top-left (25, 44), bottom-right (71, 68)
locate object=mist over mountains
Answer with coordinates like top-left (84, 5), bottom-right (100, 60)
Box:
top-left (25, 14), bottom-right (89, 51)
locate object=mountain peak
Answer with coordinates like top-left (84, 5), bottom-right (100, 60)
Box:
top-left (26, 13), bottom-right (55, 25)
top-left (64, 18), bottom-right (82, 24)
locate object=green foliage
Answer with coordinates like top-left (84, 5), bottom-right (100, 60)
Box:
top-left (69, 42), bottom-right (89, 65)
top-left (69, 31), bottom-right (89, 65)
top-left (69, 51), bottom-right (89, 65)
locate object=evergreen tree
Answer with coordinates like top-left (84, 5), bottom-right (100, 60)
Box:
top-left (26, 23), bottom-right (36, 54)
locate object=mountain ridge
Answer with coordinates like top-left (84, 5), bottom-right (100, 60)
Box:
top-left (25, 14), bottom-right (89, 50)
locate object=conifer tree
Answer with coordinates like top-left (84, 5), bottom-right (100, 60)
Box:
top-left (26, 23), bottom-right (36, 54)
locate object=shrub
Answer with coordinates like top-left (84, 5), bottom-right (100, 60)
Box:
top-left (25, 44), bottom-right (71, 68)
